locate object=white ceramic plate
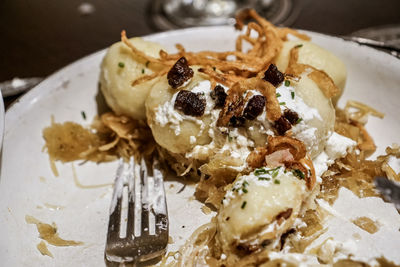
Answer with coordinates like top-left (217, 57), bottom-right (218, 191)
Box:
top-left (1, 27), bottom-right (399, 266)
top-left (0, 90), bottom-right (4, 153)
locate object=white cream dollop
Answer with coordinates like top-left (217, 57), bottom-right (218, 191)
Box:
top-left (154, 80), bottom-right (214, 136)
top-left (313, 132), bottom-right (357, 178)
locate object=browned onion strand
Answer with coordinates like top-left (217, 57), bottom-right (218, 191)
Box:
top-left (121, 8), bottom-right (309, 88)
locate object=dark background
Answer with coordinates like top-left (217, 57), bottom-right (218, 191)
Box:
top-left (1, 0), bottom-right (400, 82)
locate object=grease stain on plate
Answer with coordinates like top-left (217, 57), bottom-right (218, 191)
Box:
top-left (25, 215), bottom-right (83, 247)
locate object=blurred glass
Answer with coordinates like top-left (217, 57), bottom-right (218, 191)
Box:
top-left (150, 0), bottom-right (297, 30)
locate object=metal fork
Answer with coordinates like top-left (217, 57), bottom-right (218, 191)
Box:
top-left (105, 157), bottom-right (169, 266)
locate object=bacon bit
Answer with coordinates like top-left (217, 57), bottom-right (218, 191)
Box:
top-left (267, 136), bottom-right (306, 161)
top-left (243, 95), bottom-right (265, 120)
top-left (167, 57), bottom-right (194, 89)
top-left (274, 116), bottom-right (292, 135)
top-left (217, 76), bottom-right (282, 126)
top-left (247, 147), bottom-right (268, 168)
top-left (263, 64), bottom-right (284, 87)
top-left (283, 109), bottom-right (300, 125)
top-left (210, 85), bottom-right (227, 108)
top-left (174, 90), bottom-right (206, 117)
top-left (217, 78), bottom-right (256, 127)
top-left (286, 46), bottom-right (339, 98)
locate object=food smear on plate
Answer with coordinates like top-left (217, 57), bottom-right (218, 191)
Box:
top-left (25, 215), bottom-right (83, 247)
top-left (36, 241), bottom-right (53, 258)
top-left (42, 8), bottom-right (400, 266)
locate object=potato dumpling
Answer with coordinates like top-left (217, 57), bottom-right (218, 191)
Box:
top-left (216, 167), bottom-right (308, 253)
top-left (291, 73), bottom-right (335, 158)
top-left (274, 40), bottom-right (347, 104)
top-left (145, 69), bottom-right (214, 155)
top-left (247, 73), bottom-right (335, 159)
top-left (100, 37), bottom-right (164, 121)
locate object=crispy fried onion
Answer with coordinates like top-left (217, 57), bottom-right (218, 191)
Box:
top-left (217, 77), bottom-right (281, 127)
top-left (286, 45), bottom-right (340, 98)
top-left (121, 9), bottom-right (309, 88)
top-left (381, 145), bottom-right (400, 181)
top-left (42, 113), bottom-right (156, 163)
top-left (247, 136), bottom-right (315, 189)
top-left (100, 112), bottom-right (155, 159)
top-left (335, 101), bottom-right (384, 157)
top-left (267, 136), bottom-right (306, 160)
top-left (320, 144), bottom-right (400, 205)
top-left (344, 100), bottom-right (385, 123)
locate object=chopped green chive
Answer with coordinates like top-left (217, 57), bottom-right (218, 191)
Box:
top-left (242, 188), bottom-right (248, 193)
top-left (255, 167), bottom-right (280, 177)
top-left (241, 201), bottom-right (247, 209)
top-left (228, 135), bottom-right (233, 142)
top-left (258, 177), bottom-right (271, 181)
top-left (81, 111), bottom-right (86, 120)
top-left (254, 168), bottom-right (268, 175)
top-left (295, 44), bottom-right (303, 48)
top-left (271, 169), bottom-right (280, 178)
top-left (243, 181), bottom-right (249, 186)
top-left (118, 62), bottom-right (125, 68)
top-left (142, 69), bottom-right (145, 74)
top-left (292, 169), bottom-right (305, 179)
top-left (291, 91), bottom-right (295, 99)
top-left (276, 93), bottom-right (281, 97)
top-left (285, 80), bottom-right (290, 87)
top-left (274, 179), bottom-right (281, 184)
top-left (296, 118), bottom-right (303, 124)
top-left (279, 102), bottom-right (286, 105)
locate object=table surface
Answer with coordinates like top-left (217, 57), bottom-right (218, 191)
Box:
top-left (1, 0), bottom-right (400, 106)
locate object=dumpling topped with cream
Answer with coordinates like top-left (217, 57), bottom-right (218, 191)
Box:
top-left (145, 59), bottom-right (335, 179)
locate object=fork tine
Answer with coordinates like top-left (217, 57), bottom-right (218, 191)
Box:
top-left (107, 158), bottom-right (125, 241)
top-left (152, 160), bottom-right (168, 236)
top-left (105, 157), bottom-right (169, 265)
top-left (126, 156), bottom-right (136, 238)
top-left (140, 158), bottom-right (150, 237)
